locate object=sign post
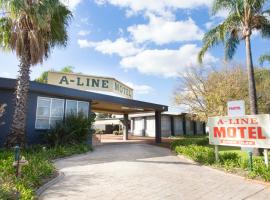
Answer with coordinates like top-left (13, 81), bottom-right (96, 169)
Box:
top-left (264, 149), bottom-right (269, 167)
top-left (214, 145), bottom-right (219, 162)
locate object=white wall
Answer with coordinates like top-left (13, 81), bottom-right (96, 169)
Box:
top-left (133, 117), bottom-right (144, 136)
top-left (145, 116), bottom-right (155, 137)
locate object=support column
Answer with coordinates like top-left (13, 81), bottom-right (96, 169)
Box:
top-left (170, 116), bottom-right (175, 136)
top-left (155, 111), bottom-right (161, 143)
top-left (123, 113), bottom-right (129, 141)
top-left (182, 114), bottom-right (186, 136)
top-left (143, 117), bottom-right (147, 137)
top-left (203, 122), bottom-right (206, 135)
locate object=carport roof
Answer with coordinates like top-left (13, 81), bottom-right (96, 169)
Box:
top-left (0, 77), bottom-right (168, 114)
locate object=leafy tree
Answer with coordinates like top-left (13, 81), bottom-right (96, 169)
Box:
top-left (35, 66), bottom-right (74, 83)
top-left (174, 65), bottom-right (270, 121)
top-left (259, 53), bottom-right (270, 65)
top-left (0, 0), bottom-right (72, 147)
top-left (198, 0), bottom-right (270, 116)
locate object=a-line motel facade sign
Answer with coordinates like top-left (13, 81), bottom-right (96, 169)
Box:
top-left (47, 71), bottom-right (133, 99)
top-left (208, 114), bottom-right (270, 148)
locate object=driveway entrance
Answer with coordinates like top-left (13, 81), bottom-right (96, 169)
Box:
top-left (40, 143), bottom-right (270, 200)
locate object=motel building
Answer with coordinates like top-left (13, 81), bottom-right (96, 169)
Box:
top-left (0, 71), bottom-right (204, 147)
top-left (95, 113), bottom-right (206, 137)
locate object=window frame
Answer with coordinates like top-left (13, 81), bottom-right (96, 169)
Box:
top-left (65, 99), bottom-right (89, 118)
top-left (35, 97), bottom-right (65, 130)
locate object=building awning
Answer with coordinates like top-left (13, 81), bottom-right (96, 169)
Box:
top-left (0, 78), bottom-right (168, 114)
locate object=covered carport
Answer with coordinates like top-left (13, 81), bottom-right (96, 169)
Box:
top-left (90, 94), bottom-right (168, 143)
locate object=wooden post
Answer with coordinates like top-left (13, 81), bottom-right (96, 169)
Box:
top-left (264, 149), bottom-right (269, 167)
top-left (215, 145), bottom-right (219, 162)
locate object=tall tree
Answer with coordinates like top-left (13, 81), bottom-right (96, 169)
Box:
top-left (0, 0), bottom-right (72, 147)
top-left (174, 65), bottom-right (270, 121)
top-left (198, 0), bottom-right (270, 116)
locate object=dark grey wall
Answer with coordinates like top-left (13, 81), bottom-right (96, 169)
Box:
top-left (0, 89), bottom-right (14, 147)
top-left (0, 89), bottom-right (92, 147)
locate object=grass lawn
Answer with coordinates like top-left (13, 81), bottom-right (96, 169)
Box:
top-left (0, 143), bottom-right (91, 200)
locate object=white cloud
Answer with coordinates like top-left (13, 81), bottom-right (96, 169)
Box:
top-left (60, 0), bottom-right (82, 10)
top-left (78, 38), bottom-right (141, 57)
top-left (128, 15), bottom-right (204, 45)
top-left (78, 30), bottom-right (91, 36)
top-left (120, 44), bottom-right (217, 77)
top-left (125, 82), bottom-right (153, 94)
top-left (95, 0), bottom-right (213, 17)
top-left (214, 9), bottom-right (229, 19)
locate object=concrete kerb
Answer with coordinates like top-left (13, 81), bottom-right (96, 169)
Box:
top-left (36, 149), bottom-right (94, 197)
top-left (36, 171), bottom-right (65, 196)
top-left (176, 154), bottom-right (270, 187)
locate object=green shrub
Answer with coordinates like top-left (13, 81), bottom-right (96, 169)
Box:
top-left (170, 137), bottom-right (208, 150)
top-left (175, 145), bottom-right (215, 165)
top-left (44, 112), bottom-right (95, 147)
top-left (113, 130), bottom-right (123, 135)
top-left (250, 157), bottom-right (270, 181)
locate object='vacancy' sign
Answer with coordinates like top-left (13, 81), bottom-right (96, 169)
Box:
top-left (47, 72), bottom-right (133, 99)
top-left (208, 114), bottom-right (270, 148)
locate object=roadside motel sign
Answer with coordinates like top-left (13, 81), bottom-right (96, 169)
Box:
top-left (208, 114), bottom-right (270, 148)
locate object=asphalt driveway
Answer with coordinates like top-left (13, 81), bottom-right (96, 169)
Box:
top-left (39, 143), bottom-right (270, 200)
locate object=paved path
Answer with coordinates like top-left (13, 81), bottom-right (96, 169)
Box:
top-left (40, 143), bottom-right (270, 200)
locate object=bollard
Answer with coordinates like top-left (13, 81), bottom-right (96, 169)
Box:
top-left (14, 145), bottom-right (20, 177)
top-left (248, 152), bottom-right (253, 171)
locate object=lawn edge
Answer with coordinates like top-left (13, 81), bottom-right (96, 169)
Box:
top-left (36, 149), bottom-right (93, 197)
top-left (176, 154), bottom-right (270, 187)
top-left (36, 170), bottom-right (65, 196)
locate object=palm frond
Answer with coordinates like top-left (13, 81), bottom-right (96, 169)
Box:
top-left (212, 0), bottom-right (236, 15)
top-left (225, 29), bottom-right (240, 60)
top-left (198, 24), bottom-right (225, 63)
top-left (0, 0), bottom-right (72, 65)
top-left (0, 17), bottom-right (12, 51)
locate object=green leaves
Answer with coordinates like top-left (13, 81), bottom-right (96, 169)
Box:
top-left (199, 0), bottom-right (270, 63)
top-left (0, 0), bottom-right (72, 65)
top-left (0, 143), bottom-right (91, 199)
top-left (259, 53), bottom-right (270, 65)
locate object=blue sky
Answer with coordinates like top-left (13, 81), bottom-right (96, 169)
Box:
top-left (1, 0), bottom-right (270, 112)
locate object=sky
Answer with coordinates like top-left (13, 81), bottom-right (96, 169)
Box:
top-left (1, 0), bottom-right (270, 113)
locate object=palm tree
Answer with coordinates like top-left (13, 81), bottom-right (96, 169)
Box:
top-left (198, 0), bottom-right (270, 116)
top-left (0, 0), bottom-right (72, 147)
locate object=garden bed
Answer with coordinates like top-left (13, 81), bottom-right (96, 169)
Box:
top-left (171, 136), bottom-right (270, 182)
top-left (0, 143), bottom-right (91, 200)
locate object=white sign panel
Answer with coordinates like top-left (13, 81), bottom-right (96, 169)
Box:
top-left (208, 114), bottom-right (270, 148)
top-left (47, 72), bottom-right (133, 99)
top-left (227, 100), bottom-right (245, 116)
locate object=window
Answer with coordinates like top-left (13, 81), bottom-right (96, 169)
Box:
top-left (35, 97), bottom-right (89, 129)
top-left (66, 100), bottom-right (89, 117)
top-left (35, 97), bottom-right (65, 129)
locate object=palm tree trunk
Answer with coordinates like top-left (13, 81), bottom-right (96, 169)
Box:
top-left (245, 35), bottom-right (260, 155)
top-left (5, 31), bottom-right (31, 148)
top-left (245, 36), bottom-right (258, 115)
